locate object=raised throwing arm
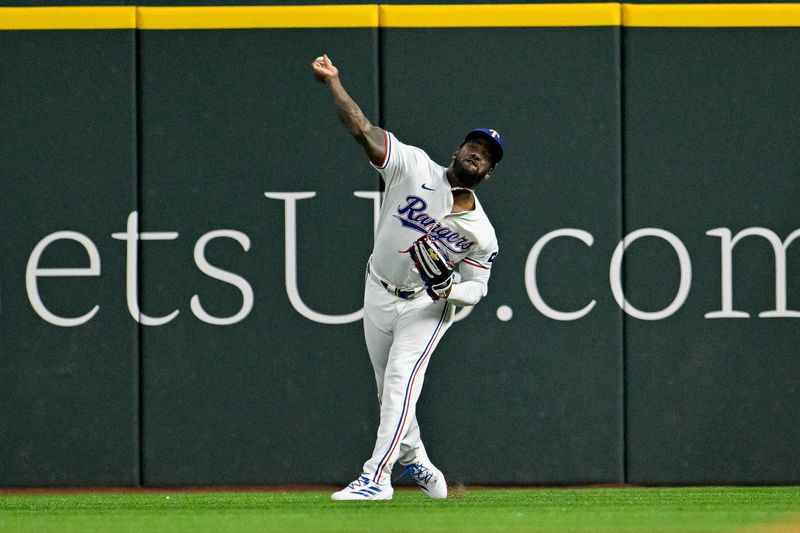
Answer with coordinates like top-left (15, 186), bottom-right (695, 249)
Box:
top-left (312, 54), bottom-right (386, 165)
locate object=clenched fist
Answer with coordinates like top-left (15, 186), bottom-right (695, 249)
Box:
top-left (311, 54), bottom-right (339, 83)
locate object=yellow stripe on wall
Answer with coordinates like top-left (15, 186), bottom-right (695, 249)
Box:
top-left (2, 4), bottom-right (800, 30)
top-left (0, 7), bottom-right (135, 30)
top-left (624, 3), bottom-right (800, 27)
top-left (380, 3), bottom-right (621, 27)
top-left (137, 5), bottom-right (378, 30)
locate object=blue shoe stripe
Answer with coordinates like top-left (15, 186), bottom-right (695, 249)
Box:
top-left (349, 485), bottom-right (386, 498)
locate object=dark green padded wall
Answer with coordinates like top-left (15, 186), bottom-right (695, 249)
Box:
top-left (380, 26), bottom-right (624, 484)
top-left (0, 29), bottom-right (139, 486)
top-left (137, 28), bottom-right (380, 484)
top-left (623, 27), bottom-right (800, 484)
top-left (1, 3), bottom-right (798, 487)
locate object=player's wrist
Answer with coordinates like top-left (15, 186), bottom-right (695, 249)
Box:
top-left (432, 278), bottom-right (453, 300)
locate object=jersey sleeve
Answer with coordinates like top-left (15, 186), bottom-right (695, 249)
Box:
top-left (447, 243), bottom-right (499, 307)
top-left (370, 130), bottom-right (425, 188)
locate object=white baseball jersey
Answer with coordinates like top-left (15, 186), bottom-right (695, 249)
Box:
top-left (369, 130), bottom-right (499, 307)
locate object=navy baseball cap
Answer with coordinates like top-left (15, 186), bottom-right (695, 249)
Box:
top-left (463, 128), bottom-right (505, 166)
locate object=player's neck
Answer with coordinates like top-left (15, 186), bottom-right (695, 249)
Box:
top-left (451, 188), bottom-right (476, 213)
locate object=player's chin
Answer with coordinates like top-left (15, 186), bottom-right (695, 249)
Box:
top-left (453, 164), bottom-right (483, 187)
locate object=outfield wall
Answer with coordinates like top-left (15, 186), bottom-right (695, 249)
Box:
top-left (1, 3), bottom-right (798, 487)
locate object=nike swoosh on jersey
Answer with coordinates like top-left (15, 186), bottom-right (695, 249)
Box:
top-left (421, 183), bottom-right (436, 191)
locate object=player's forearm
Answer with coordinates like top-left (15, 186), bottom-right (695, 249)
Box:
top-left (325, 77), bottom-right (385, 163)
top-left (326, 77), bottom-right (373, 139)
top-left (446, 280), bottom-right (487, 307)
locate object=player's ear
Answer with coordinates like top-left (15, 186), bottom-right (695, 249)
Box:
top-left (452, 147), bottom-right (459, 160)
top-left (484, 168), bottom-right (493, 181)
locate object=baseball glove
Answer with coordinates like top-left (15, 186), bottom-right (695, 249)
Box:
top-left (406, 234), bottom-right (454, 301)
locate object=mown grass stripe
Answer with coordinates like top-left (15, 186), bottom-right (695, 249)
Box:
top-left (0, 487), bottom-right (799, 533)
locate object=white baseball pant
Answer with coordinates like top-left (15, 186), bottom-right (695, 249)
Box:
top-left (360, 274), bottom-right (455, 485)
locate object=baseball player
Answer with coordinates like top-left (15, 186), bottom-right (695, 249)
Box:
top-left (312, 54), bottom-right (502, 501)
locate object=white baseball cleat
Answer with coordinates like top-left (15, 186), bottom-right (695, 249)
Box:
top-left (404, 462), bottom-right (447, 499)
top-left (331, 475), bottom-right (394, 501)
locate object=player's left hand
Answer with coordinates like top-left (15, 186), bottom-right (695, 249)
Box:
top-left (406, 235), bottom-right (454, 301)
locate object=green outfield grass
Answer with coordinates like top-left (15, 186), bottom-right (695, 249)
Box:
top-left (1, 486), bottom-right (799, 533)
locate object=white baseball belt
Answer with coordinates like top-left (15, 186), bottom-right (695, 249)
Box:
top-left (366, 261), bottom-right (425, 300)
